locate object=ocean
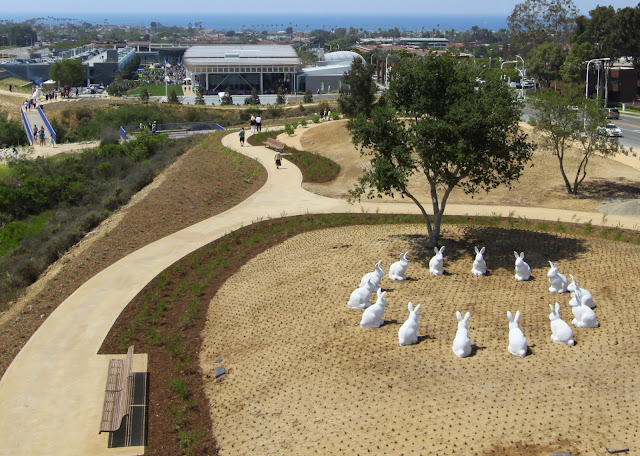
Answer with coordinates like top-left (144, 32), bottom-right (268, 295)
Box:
top-left (3, 13), bottom-right (507, 32)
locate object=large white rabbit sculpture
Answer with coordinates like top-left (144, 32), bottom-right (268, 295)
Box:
top-left (360, 260), bottom-right (384, 289)
top-left (452, 311), bottom-right (472, 358)
top-left (347, 279), bottom-right (378, 310)
top-left (568, 274), bottom-right (595, 309)
top-left (569, 287), bottom-right (599, 328)
top-left (429, 246), bottom-right (445, 275)
top-left (398, 302), bottom-right (420, 346)
top-left (547, 261), bottom-right (569, 293)
top-left (471, 246), bottom-right (486, 276)
top-left (507, 310), bottom-right (528, 357)
top-left (389, 251), bottom-right (409, 281)
top-left (513, 251), bottom-right (531, 281)
top-left (360, 289), bottom-right (388, 329)
top-left (549, 302), bottom-right (575, 346)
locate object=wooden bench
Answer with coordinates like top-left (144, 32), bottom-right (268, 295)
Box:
top-left (262, 137), bottom-right (285, 152)
top-left (99, 345), bottom-right (134, 433)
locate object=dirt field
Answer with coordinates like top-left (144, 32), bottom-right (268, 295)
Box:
top-left (200, 223), bottom-right (640, 456)
top-left (199, 121), bottom-right (640, 456)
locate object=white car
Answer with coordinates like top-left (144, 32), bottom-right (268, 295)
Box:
top-left (598, 123), bottom-right (623, 137)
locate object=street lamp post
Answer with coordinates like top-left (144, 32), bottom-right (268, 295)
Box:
top-left (585, 57), bottom-right (610, 100)
top-left (385, 54), bottom-right (390, 88)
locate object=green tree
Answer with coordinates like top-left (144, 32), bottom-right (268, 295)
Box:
top-left (49, 59), bottom-right (85, 87)
top-left (531, 89), bottom-right (618, 194)
top-left (0, 111), bottom-right (27, 147)
top-left (276, 88), bottom-right (286, 105)
top-left (139, 88), bottom-right (150, 102)
top-left (168, 89), bottom-right (179, 104)
top-left (248, 88), bottom-right (260, 105)
top-left (194, 86), bottom-right (205, 105)
top-left (348, 55), bottom-right (534, 246)
top-left (508, 0), bottom-right (578, 55)
top-left (338, 58), bottom-right (376, 117)
top-left (528, 41), bottom-right (566, 88)
top-left (560, 42), bottom-right (594, 85)
top-left (220, 86), bottom-right (233, 105)
top-left (303, 89), bottom-right (313, 103)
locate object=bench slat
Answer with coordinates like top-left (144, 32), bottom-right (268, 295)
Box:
top-left (99, 346), bottom-right (135, 433)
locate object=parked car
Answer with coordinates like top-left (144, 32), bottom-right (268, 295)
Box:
top-left (605, 107), bottom-right (620, 119)
top-left (598, 123), bottom-right (623, 137)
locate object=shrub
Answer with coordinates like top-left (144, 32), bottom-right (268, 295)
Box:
top-left (300, 119), bottom-right (307, 128)
top-left (140, 88), bottom-right (150, 102)
top-left (284, 123), bottom-right (295, 136)
top-left (312, 114), bottom-right (320, 124)
top-left (303, 89), bottom-right (313, 103)
top-left (168, 89), bottom-right (179, 104)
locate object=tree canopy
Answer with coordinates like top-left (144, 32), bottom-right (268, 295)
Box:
top-left (348, 55), bottom-right (534, 246)
top-left (49, 59), bottom-right (85, 87)
top-left (338, 58), bottom-right (376, 117)
top-left (531, 89), bottom-right (618, 195)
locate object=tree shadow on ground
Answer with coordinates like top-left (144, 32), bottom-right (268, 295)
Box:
top-left (578, 177), bottom-right (640, 200)
top-left (391, 226), bottom-right (588, 272)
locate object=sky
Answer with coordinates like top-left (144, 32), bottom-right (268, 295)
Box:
top-left (7, 0), bottom-right (640, 17)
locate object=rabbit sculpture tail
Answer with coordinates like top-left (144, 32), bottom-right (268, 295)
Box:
top-left (429, 246), bottom-right (445, 275)
top-left (507, 310), bottom-right (528, 357)
top-left (389, 251), bottom-right (409, 281)
top-left (398, 302), bottom-right (420, 346)
top-left (360, 289), bottom-right (388, 329)
top-left (549, 302), bottom-right (575, 346)
top-left (471, 246), bottom-right (486, 276)
top-left (452, 311), bottom-right (472, 358)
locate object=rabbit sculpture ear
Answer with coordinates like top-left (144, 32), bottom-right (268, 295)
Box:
top-left (475, 246), bottom-right (479, 254)
top-left (555, 302), bottom-right (560, 314)
top-left (480, 247), bottom-right (485, 255)
top-left (463, 312), bottom-right (470, 322)
top-left (514, 251), bottom-right (520, 259)
top-left (515, 310), bottom-right (521, 322)
top-left (507, 310), bottom-right (514, 322)
top-left (456, 310), bottom-right (463, 321)
top-left (440, 246), bottom-right (445, 254)
top-left (408, 302), bottom-right (414, 312)
top-left (412, 303), bottom-right (421, 313)
top-left (433, 247), bottom-right (439, 255)
top-left (549, 303), bottom-right (556, 314)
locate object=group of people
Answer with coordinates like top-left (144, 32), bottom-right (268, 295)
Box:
top-left (139, 120), bottom-right (158, 133)
top-left (249, 114), bottom-right (262, 133)
top-left (321, 108), bottom-right (332, 120)
top-left (23, 99), bottom-right (37, 111)
top-left (32, 124), bottom-right (53, 147)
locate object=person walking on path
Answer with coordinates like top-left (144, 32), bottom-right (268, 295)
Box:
top-left (274, 150), bottom-right (282, 169)
top-left (239, 127), bottom-right (245, 146)
top-left (256, 115), bottom-right (262, 132)
top-left (250, 114), bottom-right (256, 133)
top-left (39, 127), bottom-right (45, 146)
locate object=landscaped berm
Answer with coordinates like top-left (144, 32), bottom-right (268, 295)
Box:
top-left (198, 121), bottom-right (640, 456)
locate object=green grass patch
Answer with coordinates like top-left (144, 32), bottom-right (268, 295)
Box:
top-left (128, 84), bottom-right (184, 96)
top-left (0, 211), bottom-right (52, 257)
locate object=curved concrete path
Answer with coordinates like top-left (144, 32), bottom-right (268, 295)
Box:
top-left (1, 128), bottom-right (639, 455)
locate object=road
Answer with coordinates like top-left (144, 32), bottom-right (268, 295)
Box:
top-left (522, 105), bottom-right (640, 151)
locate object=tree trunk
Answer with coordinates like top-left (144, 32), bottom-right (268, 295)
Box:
top-left (404, 190), bottom-right (433, 240)
top-left (556, 143), bottom-right (574, 194)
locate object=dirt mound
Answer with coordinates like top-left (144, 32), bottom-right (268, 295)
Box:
top-left (201, 224), bottom-right (640, 455)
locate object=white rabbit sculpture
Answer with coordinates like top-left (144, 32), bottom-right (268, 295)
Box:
top-left (360, 260), bottom-right (385, 288)
top-left (547, 261), bottom-right (569, 293)
top-left (429, 246), bottom-right (445, 275)
top-left (567, 274), bottom-right (595, 309)
top-left (360, 289), bottom-right (388, 329)
top-left (513, 251), bottom-right (531, 281)
top-left (569, 287), bottom-right (599, 328)
top-left (549, 302), bottom-right (575, 346)
top-left (452, 311), bottom-right (472, 358)
top-left (471, 246), bottom-right (486, 276)
top-left (507, 310), bottom-right (528, 357)
top-left (398, 302), bottom-right (421, 346)
top-left (347, 278), bottom-right (378, 310)
top-left (389, 251), bottom-right (409, 281)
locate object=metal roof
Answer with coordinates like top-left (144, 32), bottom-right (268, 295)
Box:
top-left (184, 45), bottom-right (300, 63)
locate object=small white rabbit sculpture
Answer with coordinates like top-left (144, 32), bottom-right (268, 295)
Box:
top-left (513, 251), bottom-right (531, 281)
top-left (567, 274), bottom-right (595, 309)
top-left (347, 278), bottom-right (378, 310)
top-left (547, 261), bottom-right (569, 293)
top-left (452, 311), bottom-right (472, 358)
top-left (429, 246), bottom-right (445, 275)
top-left (398, 302), bottom-right (420, 346)
top-left (507, 310), bottom-right (528, 357)
top-left (549, 302), bottom-right (575, 346)
top-left (360, 289), bottom-right (388, 329)
top-left (389, 251), bottom-right (409, 281)
top-left (569, 287), bottom-right (599, 328)
top-left (471, 246), bottom-right (486, 276)
top-left (360, 260), bottom-right (385, 288)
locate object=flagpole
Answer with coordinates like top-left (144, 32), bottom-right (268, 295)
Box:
top-left (165, 63), bottom-right (168, 100)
